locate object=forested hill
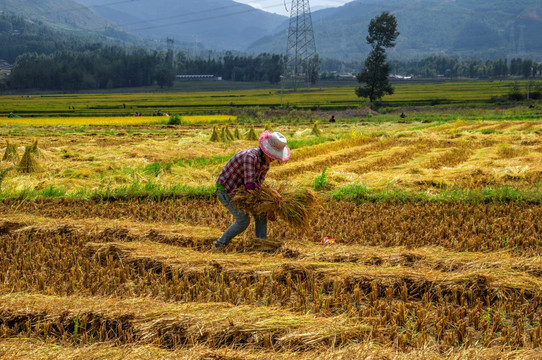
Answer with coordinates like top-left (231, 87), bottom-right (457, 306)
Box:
top-left (74, 0), bottom-right (287, 51)
top-left (0, 13), bottom-right (138, 64)
top-left (249, 0), bottom-right (542, 61)
top-left (3, 0), bottom-right (540, 60)
top-left (0, 0), bottom-right (112, 31)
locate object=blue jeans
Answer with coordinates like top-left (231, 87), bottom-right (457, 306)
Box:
top-left (215, 189), bottom-right (267, 246)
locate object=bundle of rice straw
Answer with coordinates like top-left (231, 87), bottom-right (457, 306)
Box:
top-left (311, 122), bottom-right (321, 136)
top-left (246, 125), bottom-right (258, 140)
top-left (210, 126), bottom-right (220, 142)
top-left (232, 185), bottom-right (317, 229)
top-left (224, 126), bottom-right (235, 141)
top-left (2, 141), bottom-right (19, 163)
top-left (29, 139), bottom-right (43, 159)
top-left (18, 144), bottom-right (42, 173)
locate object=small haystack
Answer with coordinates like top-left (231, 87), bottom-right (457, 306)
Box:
top-left (233, 185), bottom-right (317, 229)
top-left (224, 126), bottom-right (235, 141)
top-left (219, 127), bottom-right (230, 142)
top-left (210, 126), bottom-right (220, 142)
top-left (2, 141), bottom-right (19, 164)
top-left (18, 144), bottom-right (42, 173)
top-left (234, 126), bottom-right (241, 140)
top-left (311, 122), bottom-right (321, 136)
top-left (246, 125), bottom-right (258, 141)
top-left (29, 139), bottom-right (43, 159)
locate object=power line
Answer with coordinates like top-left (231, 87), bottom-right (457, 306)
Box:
top-left (96, 3), bottom-right (286, 33)
top-left (42, 0), bottom-right (145, 15)
top-left (33, 0), bottom-right (540, 38)
top-left (105, 3), bottom-right (254, 30)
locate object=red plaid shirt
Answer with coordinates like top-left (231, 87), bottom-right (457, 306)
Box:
top-left (217, 147), bottom-right (270, 195)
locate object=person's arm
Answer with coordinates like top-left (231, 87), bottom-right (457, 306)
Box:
top-left (243, 152), bottom-right (259, 190)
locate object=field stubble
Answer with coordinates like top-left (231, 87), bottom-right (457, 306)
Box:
top-left (1, 118), bottom-right (542, 358)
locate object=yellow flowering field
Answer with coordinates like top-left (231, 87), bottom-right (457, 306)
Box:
top-left (1, 115), bottom-right (236, 126)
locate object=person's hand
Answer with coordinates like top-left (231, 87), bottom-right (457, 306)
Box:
top-left (267, 211), bottom-right (276, 221)
top-left (270, 188), bottom-right (282, 202)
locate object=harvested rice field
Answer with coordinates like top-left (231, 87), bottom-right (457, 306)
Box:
top-left (2, 110), bottom-right (542, 359)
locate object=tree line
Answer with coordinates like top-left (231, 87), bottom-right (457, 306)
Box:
top-left (7, 49), bottom-right (541, 92)
top-left (319, 56), bottom-right (542, 81)
top-left (2, 13), bottom-right (541, 92)
top-left (391, 56), bottom-right (541, 79)
top-left (6, 47), bottom-right (285, 91)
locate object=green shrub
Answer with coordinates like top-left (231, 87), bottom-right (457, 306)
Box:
top-left (167, 114), bottom-right (182, 125)
top-left (508, 82), bottom-right (525, 101)
top-left (313, 166), bottom-right (328, 191)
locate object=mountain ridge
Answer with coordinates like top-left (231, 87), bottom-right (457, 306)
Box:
top-left (248, 0), bottom-right (542, 60)
top-left (75, 0), bottom-right (287, 50)
top-left (2, 0), bottom-right (541, 61)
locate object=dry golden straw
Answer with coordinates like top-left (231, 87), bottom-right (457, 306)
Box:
top-left (210, 126), bottom-right (220, 142)
top-left (30, 139), bottom-right (43, 159)
top-left (246, 125), bottom-right (258, 140)
top-left (2, 141), bottom-right (19, 164)
top-left (311, 122), bottom-right (321, 136)
top-left (18, 144), bottom-right (42, 173)
top-left (232, 185), bottom-right (317, 229)
top-left (224, 126), bottom-right (235, 141)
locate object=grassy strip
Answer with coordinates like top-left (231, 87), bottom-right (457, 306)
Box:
top-left (287, 136), bottom-right (336, 149)
top-left (329, 184), bottom-right (542, 204)
top-left (1, 181), bottom-right (542, 204)
top-left (0, 182), bottom-right (216, 201)
top-left (176, 154), bottom-right (233, 167)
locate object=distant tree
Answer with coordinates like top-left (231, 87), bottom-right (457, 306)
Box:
top-left (264, 54), bottom-right (283, 84)
top-left (155, 64), bottom-right (175, 88)
top-left (307, 54), bottom-right (321, 85)
top-left (522, 59), bottom-right (534, 78)
top-left (355, 12), bottom-right (399, 102)
top-left (531, 81), bottom-right (542, 100)
top-left (510, 58), bottom-right (522, 76)
top-left (508, 81), bottom-right (525, 101)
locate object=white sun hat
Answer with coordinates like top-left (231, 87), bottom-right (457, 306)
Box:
top-left (259, 130), bottom-right (291, 162)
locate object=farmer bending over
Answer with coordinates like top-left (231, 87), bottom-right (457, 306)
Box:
top-left (214, 130), bottom-right (291, 250)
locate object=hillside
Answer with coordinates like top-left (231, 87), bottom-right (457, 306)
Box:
top-left (0, 11), bottom-right (141, 65)
top-left (74, 0), bottom-right (287, 51)
top-left (249, 0), bottom-right (542, 60)
top-left (0, 0), bottom-right (112, 31)
top-left (2, 0), bottom-right (541, 63)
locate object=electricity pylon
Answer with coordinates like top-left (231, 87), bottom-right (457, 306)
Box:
top-left (284, 0), bottom-right (317, 90)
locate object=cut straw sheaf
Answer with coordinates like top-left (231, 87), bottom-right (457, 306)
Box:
top-left (246, 125), bottom-right (258, 141)
top-left (232, 185), bottom-right (317, 229)
top-left (210, 126), bottom-right (220, 142)
top-left (311, 122), bottom-right (321, 137)
top-left (18, 143), bottom-right (43, 173)
top-left (2, 141), bottom-right (19, 164)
